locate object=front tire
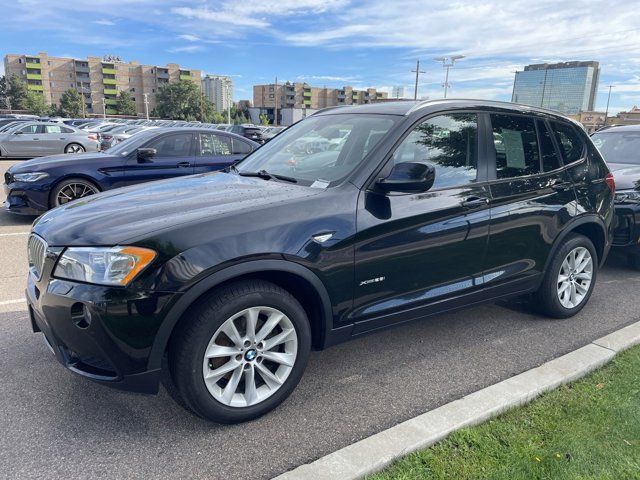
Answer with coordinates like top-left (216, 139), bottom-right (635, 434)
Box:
top-left (50, 177), bottom-right (100, 208)
top-left (533, 233), bottom-right (598, 319)
top-left (169, 280), bottom-right (311, 424)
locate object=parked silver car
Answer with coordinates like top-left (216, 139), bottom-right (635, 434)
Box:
top-left (0, 122), bottom-right (100, 158)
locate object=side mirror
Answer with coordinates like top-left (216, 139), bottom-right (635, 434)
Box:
top-left (376, 162), bottom-right (436, 193)
top-left (137, 148), bottom-right (156, 161)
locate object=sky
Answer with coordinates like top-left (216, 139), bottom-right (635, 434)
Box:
top-left (1, 0), bottom-right (639, 114)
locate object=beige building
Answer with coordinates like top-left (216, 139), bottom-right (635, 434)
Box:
top-left (4, 52), bottom-right (201, 116)
top-left (253, 82), bottom-right (388, 110)
top-left (568, 111), bottom-right (607, 134)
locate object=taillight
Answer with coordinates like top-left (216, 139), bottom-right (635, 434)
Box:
top-left (87, 134), bottom-right (98, 141)
top-left (605, 172), bottom-right (615, 196)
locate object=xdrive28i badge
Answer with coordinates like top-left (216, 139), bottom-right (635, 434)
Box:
top-left (359, 276), bottom-right (386, 287)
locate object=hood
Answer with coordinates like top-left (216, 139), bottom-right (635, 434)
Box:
top-left (9, 152), bottom-right (112, 173)
top-left (608, 163), bottom-right (640, 191)
top-left (32, 172), bottom-right (321, 246)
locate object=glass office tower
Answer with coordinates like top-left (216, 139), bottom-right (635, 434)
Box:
top-left (511, 61), bottom-right (600, 115)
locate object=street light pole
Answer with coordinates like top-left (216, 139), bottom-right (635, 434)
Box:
top-left (226, 82), bottom-right (231, 125)
top-left (274, 76), bottom-right (278, 127)
top-left (411, 60), bottom-right (425, 100)
top-left (102, 97), bottom-right (106, 118)
top-left (143, 93), bottom-right (149, 120)
top-left (603, 85), bottom-right (614, 128)
top-left (434, 55), bottom-right (465, 98)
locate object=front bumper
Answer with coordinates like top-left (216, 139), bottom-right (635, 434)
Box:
top-left (612, 203), bottom-right (640, 254)
top-left (3, 181), bottom-right (48, 215)
top-left (26, 244), bottom-right (179, 394)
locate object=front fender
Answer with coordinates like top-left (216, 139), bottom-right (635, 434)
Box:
top-left (146, 259), bottom-right (334, 371)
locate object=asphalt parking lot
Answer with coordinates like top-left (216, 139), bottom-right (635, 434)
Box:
top-left (1, 158), bottom-right (639, 480)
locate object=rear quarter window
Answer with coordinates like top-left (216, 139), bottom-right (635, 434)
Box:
top-left (551, 122), bottom-right (585, 164)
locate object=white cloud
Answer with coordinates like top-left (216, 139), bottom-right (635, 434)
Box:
top-left (93, 19), bottom-right (115, 26)
top-left (168, 45), bottom-right (203, 53)
top-left (297, 74), bottom-right (359, 82)
top-left (178, 34), bottom-right (200, 42)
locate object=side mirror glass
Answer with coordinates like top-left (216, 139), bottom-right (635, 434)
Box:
top-left (137, 148), bottom-right (157, 161)
top-left (376, 161), bottom-right (436, 193)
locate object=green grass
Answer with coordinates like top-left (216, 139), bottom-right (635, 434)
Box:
top-left (369, 346), bottom-right (640, 480)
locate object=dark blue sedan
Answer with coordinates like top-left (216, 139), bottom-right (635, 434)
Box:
top-left (3, 128), bottom-right (258, 215)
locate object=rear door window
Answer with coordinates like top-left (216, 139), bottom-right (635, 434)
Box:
top-left (490, 114), bottom-right (540, 178)
top-left (199, 133), bottom-right (232, 156)
top-left (537, 121), bottom-right (562, 172)
top-left (45, 125), bottom-right (63, 134)
top-left (551, 122), bottom-right (585, 164)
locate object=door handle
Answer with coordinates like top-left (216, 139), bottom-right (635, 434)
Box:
top-left (461, 196), bottom-right (489, 209)
top-left (177, 161), bottom-right (191, 168)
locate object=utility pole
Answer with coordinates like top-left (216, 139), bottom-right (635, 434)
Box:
top-left (226, 82), bottom-right (231, 125)
top-left (434, 55), bottom-right (465, 98)
top-left (273, 76), bottom-right (278, 127)
top-left (101, 97), bottom-right (106, 118)
top-left (143, 93), bottom-right (149, 120)
top-left (603, 85), bottom-right (614, 128)
top-left (411, 60), bottom-right (425, 100)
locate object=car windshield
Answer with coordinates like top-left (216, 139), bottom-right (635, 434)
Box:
top-left (236, 113), bottom-right (398, 186)
top-left (591, 131), bottom-right (640, 165)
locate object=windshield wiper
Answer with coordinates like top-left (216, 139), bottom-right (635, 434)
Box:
top-left (238, 169), bottom-right (298, 183)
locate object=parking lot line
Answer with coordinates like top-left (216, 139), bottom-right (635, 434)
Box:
top-left (0, 232), bottom-right (29, 238)
top-left (0, 299), bottom-right (25, 306)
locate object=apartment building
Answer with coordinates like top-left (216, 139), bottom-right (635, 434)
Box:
top-left (253, 82), bottom-right (388, 110)
top-left (4, 52), bottom-right (201, 116)
top-left (202, 74), bottom-right (233, 113)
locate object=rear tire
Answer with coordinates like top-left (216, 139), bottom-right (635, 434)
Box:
top-left (168, 280), bottom-right (311, 424)
top-left (533, 234), bottom-right (598, 319)
top-left (64, 143), bottom-right (85, 154)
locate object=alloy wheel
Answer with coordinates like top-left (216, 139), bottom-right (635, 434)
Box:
top-left (202, 306), bottom-right (298, 408)
top-left (55, 182), bottom-right (98, 206)
top-left (65, 144), bottom-right (85, 154)
top-left (557, 246), bottom-right (593, 309)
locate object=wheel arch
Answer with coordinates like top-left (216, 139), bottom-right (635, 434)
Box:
top-left (148, 259), bottom-right (333, 371)
top-left (544, 215), bottom-right (608, 273)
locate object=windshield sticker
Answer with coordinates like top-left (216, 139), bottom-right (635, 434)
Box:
top-left (310, 179), bottom-right (330, 189)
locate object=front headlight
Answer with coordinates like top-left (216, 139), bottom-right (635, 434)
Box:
top-left (13, 172), bottom-right (49, 182)
top-left (615, 190), bottom-right (640, 203)
top-left (54, 246), bottom-right (156, 286)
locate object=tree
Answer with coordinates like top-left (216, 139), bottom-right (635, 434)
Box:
top-left (259, 114), bottom-right (270, 126)
top-left (0, 76), bottom-right (7, 109)
top-left (152, 80), bottom-right (203, 121)
top-left (59, 89), bottom-right (84, 117)
top-left (116, 91), bottom-right (137, 116)
top-left (6, 75), bottom-right (29, 111)
top-left (24, 91), bottom-right (49, 116)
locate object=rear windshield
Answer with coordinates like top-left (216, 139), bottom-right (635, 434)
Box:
top-left (591, 131), bottom-right (640, 165)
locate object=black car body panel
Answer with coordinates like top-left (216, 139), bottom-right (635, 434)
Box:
top-left (26, 100), bottom-right (614, 394)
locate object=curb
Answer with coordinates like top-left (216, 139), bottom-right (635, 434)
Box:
top-left (274, 321), bottom-right (640, 480)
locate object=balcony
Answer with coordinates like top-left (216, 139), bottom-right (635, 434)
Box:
top-left (27, 84), bottom-right (43, 92)
top-left (102, 67), bottom-right (116, 75)
top-left (105, 108), bottom-right (118, 115)
top-left (179, 74), bottom-right (192, 81)
top-left (103, 78), bottom-right (117, 85)
top-left (75, 65), bottom-right (90, 74)
top-left (157, 71), bottom-right (169, 79)
top-left (25, 61), bottom-right (41, 69)
top-left (104, 88), bottom-right (117, 95)
top-left (26, 73), bottom-right (42, 80)
top-left (303, 91), bottom-right (312, 98)
top-left (104, 98), bottom-right (118, 106)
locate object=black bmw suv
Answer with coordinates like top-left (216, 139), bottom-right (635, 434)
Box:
top-left (26, 100), bottom-right (614, 423)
